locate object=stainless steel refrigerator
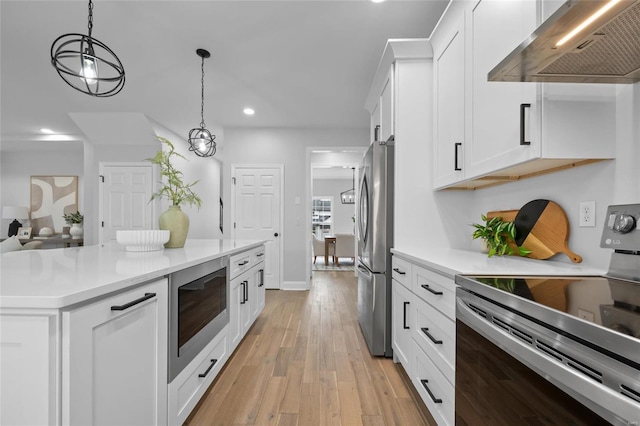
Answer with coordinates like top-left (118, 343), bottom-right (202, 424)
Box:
top-left (357, 138), bottom-right (394, 357)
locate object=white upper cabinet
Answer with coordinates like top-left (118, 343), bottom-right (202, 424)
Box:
top-left (379, 68), bottom-right (395, 142)
top-left (467, 0), bottom-right (539, 179)
top-left (433, 12), bottom-right (466, 189)
top-left (432, 0), bottom-right (617, 190)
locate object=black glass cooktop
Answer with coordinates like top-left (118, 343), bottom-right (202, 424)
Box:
top-left (468, 276), bottom-right (640, 339)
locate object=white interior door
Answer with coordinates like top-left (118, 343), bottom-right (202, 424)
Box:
top-left (232, 166), bottom-right (282, 289)
top-left (99, 163), bottom-right (154, 243)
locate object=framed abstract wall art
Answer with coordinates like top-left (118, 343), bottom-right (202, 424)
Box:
top-left (30, 176), bottom-right (78, 234)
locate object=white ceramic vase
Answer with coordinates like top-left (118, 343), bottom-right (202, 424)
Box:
top-left (70, 223), bottom-right (83, 239)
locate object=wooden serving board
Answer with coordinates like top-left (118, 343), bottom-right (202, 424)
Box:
top-left (514, 199), bottom-right (582, 263)
top-left (485, 201), bottom-right (582, 263)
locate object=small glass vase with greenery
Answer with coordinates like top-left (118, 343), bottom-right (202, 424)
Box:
top-left (471, 215), bottom-right (531, 257)
top-left (147, 137), bottom-right (202, 208)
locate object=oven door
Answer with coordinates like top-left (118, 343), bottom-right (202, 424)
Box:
top-left (455, 288), bottom-right (639, 425)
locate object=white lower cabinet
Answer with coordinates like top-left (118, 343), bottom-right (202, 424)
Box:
top-left (392, 279), bottom-right (413, 371)
top-left (168, 326), bottom-right (228, 425)
top-left (392, 253), bottom-right (456, 425)
top-left (0, 310), bottom-right (59, 426)
top-left (412, 341), bottom-right (455, 426)
top-left (62, 279), bottom-right (168, 426)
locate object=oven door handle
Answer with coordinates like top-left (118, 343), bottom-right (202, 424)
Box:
top-left (111, 293), bottom-right (156, 311)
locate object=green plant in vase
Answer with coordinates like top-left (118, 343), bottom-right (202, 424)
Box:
top-left (63, 211), bottom-right (84, 239)
top-left (471, 215), bottom-right (531, 257)
top-left (147, 137), bottom-right (202, 248)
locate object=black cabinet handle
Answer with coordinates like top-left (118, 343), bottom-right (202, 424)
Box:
top-left (421, 327), bottom-right (443, 345)
top-left (244, 280), bottom-right (249, 303)
top-left (454, 142), bottom-right (462, 171)
top-left (520, 103), bottom-right (531, 145)
top-left (240, 282), bottom-right (246, 304)
top-left (256, 252), bottom-right (264, 257)
top-left (421, 284), bottom-right (443, 296)
top-left (393, 268), bottom-right (406, 275)
top-left (258, 269), bottom-right (264, 287)
top-left (403, 301), bottom-right (410, 330)
top-left (198, 359), bottom-right (218, 378)
top-left (110, 293), bottom-right (156, 311)
top-left (420, 379), bottom-right (442, 404)
top-left (374, 124), bottom-right (380, 142)
top-left (238, 260), bottom-right (249, 266)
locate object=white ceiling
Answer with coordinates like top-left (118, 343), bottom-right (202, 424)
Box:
top-left (0, 0), bottom-right (448, 146)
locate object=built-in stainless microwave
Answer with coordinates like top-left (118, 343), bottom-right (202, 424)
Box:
top-left (168, 256), bottom-right (229, 382)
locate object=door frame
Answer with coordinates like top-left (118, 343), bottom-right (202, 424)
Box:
top-left (98, 162), bottom-right (157, 244)
top-left (230, 164), bottom-right (284, 290)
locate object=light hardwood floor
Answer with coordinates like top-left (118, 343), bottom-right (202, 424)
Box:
top-left (185, 271), bottom-right (435, 426)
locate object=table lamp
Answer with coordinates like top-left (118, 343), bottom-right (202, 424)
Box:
top-left (2, 206), bottom-right (29, 237)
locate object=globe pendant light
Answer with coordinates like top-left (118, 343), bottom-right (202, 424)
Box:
top-left (50, 0), bottom-right (125, 97)
top-left (187, 49), bottom-right (217, 157)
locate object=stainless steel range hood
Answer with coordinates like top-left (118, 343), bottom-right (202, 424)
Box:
top-left (489, 0), bottom-right (640, 83)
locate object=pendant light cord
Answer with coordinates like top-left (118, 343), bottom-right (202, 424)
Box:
top-left (200, 55), bottom-right (206, 129)
top-left (87, 0), bottom-right (93, 38)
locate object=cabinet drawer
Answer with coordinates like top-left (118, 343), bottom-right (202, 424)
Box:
top-left (412, 340), bottom-right (454, 426)
top-left (391, 256), bottom-right (411, 289)
top-left (230, 250), bottom-right (252, 279)
top-left (412, 265), bottom-right (456, 320)
top-left (169, 328), bottom-right (228, 425)
top-left (413, 295), bottom-right (455, 384)
top-left (252, 245), bottom-right (266, 265)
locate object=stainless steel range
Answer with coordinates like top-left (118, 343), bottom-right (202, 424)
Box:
top-left (455, 204), bottom-right (640, 425)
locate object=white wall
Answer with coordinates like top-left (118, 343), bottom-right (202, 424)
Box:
top-left (223, 127), bottom-right (369, 286)
top-left (312, 178), bottom-right (356, 235)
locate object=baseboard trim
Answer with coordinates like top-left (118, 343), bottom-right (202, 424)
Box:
top-left (281, 281), bottom-right (308, 291)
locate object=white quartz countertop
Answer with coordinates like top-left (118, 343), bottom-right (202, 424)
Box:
top-left (391, 247), bottom-right (606, 279)
top-left (0, 239), bottom-right (264, 309)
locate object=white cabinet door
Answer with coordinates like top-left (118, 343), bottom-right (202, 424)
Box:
top-left (0, 311), bottom-right (59, 426)
top-left (379, 67), bottom-right (394, 142)
top-left (392, 280), bottom-right (413, 371)
top-left (434, 14), bottom-right (466, 189)
top-left (62, 279), bottom-right (168, 426)
top-left (229, 274), bottom-right (244, 352)
top-left (467, 0), bottom-right (538, 178)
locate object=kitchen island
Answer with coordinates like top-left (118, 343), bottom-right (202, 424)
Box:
top-left (0, 239), bottom-right (265, 426)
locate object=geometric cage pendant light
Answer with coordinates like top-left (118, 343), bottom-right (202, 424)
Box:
top-left (50, 0), bottom-right (125, 97)
top-left (187, 49), bottom-right (217, 157)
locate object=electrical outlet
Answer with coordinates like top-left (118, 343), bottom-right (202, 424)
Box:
top-left (579, 201), bottom-right (596, 227)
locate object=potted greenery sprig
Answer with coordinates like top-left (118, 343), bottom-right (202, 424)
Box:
top-left (63, 211), bottom-right (84, 239)
top-left (471, 215), bottom-right (531, 257)
top-left (147, 137), bottom-right (202, 248)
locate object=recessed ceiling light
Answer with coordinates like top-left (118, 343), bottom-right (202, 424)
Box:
top-left (40, 128), bottom-right (54, 134)
top-left (371, 0), bottom-right (385, 3)
top-left (243, 107), bottom-right (255, 116)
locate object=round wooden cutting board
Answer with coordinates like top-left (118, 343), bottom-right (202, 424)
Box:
top-left (514, 199), bottom-right (582, 263)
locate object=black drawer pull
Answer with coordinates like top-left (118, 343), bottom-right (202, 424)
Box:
top-left (393, 268), bottom-right (406, 275)
top-left (238, 260), bottom-right (249, 266)
top-left (256, 252), bottom-right (264, 257)
top-left (454, 142), bottom-right (462, 171)
top-left (420, 379), bottom-right (442, 404)
top-left (198, 359), bottom-right (218, 378)
top-left (520, 103), bottom-right (531, 146)
top-left (421, 327), bottom-right (443, 345)
top-left (403, 301), bottom-right (410, 330)
top-left (240, 282), bottom-right (246, 304)
top-left (244, 280), bottom-right (249, 302)
top-left (421, 284), bottom-right (443, 295)
top-left (110, 293), bottom-right (156, 311)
